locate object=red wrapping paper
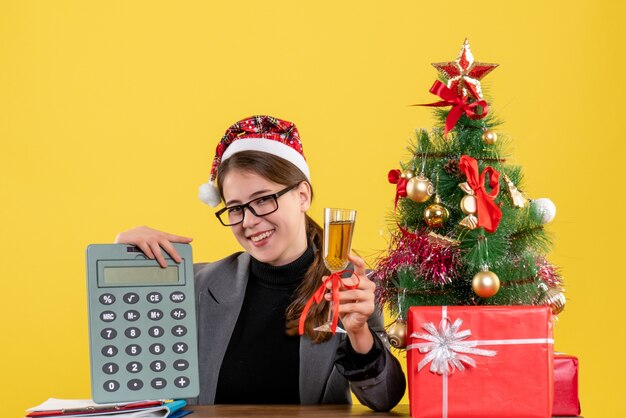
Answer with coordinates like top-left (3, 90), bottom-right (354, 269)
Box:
top-left (553, 354), bottom-right (581, 416)
top-left (407, 306), bottom-right (554, 418)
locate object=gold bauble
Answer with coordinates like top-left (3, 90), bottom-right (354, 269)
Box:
top-left (472, 270), bottom-right (500, 298)
top-left (424, 203), bottom-right (449, 228)
top-left (460, 195), bottom-right (477, 215)
top-left (406, 175), bottom-right (434, 203)
top-left (482, 130), bottom-right (498, 145)
top-left (401, 169), bottom-right (415, 179)
top-left (541, 288), bottom-right (566, 315)
top-left (387, 320), bottom-right (407, 349)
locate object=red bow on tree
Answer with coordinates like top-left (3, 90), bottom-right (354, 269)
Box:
top-left (459, 155), bottom-right (502, 233)
top-left (388, 169), bottom-right (408, 210)
top-left (414, 80), bottom-right (489, 137)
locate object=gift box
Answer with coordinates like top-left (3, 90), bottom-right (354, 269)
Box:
top-left (553, 353), bottom-right (581, 416)
top-left (407, 305), bottom-right (554, 418)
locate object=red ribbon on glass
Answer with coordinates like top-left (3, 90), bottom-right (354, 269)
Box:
top-left (388, 169), bottom-right (408, 209)
top-left (298, 270), bottom-right (360, 335)
top-left (414, 80), bottom-right (489, 136)
top-left (459, 155), bottom-right (502, 233)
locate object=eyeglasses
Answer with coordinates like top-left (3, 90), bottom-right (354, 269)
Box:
top-left (215, 184), bottom-right (300, 226)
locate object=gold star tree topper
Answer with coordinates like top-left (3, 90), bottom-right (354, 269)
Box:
top-left (432, 39), bottom-right (498, 100)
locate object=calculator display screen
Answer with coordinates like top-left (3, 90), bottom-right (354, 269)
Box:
top-left (103, 266), bottom-right (179, 285)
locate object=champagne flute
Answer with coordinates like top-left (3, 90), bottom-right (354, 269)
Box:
top-left (314, 208), bottom-right (357, 332)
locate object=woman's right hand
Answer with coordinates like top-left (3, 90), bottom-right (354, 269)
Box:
top-left (114, 226), bottom-right (193, 268)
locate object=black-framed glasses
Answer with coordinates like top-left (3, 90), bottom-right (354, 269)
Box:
top-left (215, 183), bottom-right (300, 226)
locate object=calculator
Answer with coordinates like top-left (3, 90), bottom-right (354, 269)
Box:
top-left (86, 243), bottom-right (199, 403)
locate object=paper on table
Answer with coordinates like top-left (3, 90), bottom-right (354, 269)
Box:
top-left (86, 405), bottom-right (170, 418)
top-left (26, 399), bottom-right (144, 412)
top-left (25, 399), bottom-right (186, 418)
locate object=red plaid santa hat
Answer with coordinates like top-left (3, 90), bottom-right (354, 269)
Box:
top-left (199, 115), bottom-right (310, 207)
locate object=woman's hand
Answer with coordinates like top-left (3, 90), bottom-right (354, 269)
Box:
top-left (115, 226), bottom-right (193, 268)
top-left (325, 253), bottom-right (376, 354)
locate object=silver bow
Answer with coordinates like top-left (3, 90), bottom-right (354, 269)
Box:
top-left (410, 318), bottom-right (497, 375)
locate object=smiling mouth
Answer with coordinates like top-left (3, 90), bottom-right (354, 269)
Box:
top-left (249, 230), bottom-right (274, 243)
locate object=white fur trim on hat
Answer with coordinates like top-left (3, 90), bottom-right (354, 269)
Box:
top-left (222, 138), bottom-right (311, 181)
top-left (198, 181), bottom-right (222, 207)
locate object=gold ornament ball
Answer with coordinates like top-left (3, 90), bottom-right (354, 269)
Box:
top-left (424, 203), bottom-right (450, 228)
top-left (542, 288), bottom-right (566, 315)
top-left (406, 175), bottom-right (434, 203)
top-left (472, 270), bottom-right (500, 298)
top-left (401, 169), bottom-right (415, 179)
top-left (482, 130), bottom-right (498, 145)
top-left (460, 195), bottom-right (477, 215)
top-left (387, 320), bottom-right (407, 349)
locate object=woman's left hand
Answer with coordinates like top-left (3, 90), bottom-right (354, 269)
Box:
top-left (325, 253), bottom-right (376, 353)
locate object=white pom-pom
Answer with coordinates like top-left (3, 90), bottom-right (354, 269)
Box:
top-left (532, 198), bottom-right (556, 224)
top-left (199, 181), bottom-right (222, 207)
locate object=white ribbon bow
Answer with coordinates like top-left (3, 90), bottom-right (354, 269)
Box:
top-left (409, 317), bottom-right (497, 375)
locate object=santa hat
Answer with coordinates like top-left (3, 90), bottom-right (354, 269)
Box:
top-left (199, 115), bottom-right (310, 207)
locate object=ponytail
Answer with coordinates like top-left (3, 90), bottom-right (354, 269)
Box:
top-left (285, 214), bottom-right (332, 343)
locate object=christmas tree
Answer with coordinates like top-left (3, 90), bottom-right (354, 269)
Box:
top-left (374, 39), bottom-right (565, 349)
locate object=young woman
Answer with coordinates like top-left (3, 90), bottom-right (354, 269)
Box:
top-left (115, 115), bottom-right (405, 411)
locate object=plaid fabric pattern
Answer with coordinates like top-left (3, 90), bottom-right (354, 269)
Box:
top-left (210, 115), bottom-right (304, 182)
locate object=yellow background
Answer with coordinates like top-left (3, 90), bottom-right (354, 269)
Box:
top-left (1, 1), bottom-right (624, 416)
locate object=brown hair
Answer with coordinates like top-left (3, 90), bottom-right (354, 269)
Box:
top-left (216, 150), bottom-right (332, 343)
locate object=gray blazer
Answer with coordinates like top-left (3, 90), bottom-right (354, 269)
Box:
top-left (191, 252), bottom-right (406, 411)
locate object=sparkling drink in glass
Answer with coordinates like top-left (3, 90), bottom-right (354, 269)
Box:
top-left (314, 208), bottom-right (357, 332)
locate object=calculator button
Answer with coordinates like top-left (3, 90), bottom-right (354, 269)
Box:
top-left (99, 294), bottom-right (115, 305)
top-left (171, 308), bottom-right (187, 320)
top-left (124, 327), bottom-right (141, 339)
top-left (147, 292), bottom-right (163, 303)
top-left (100, 311), bottom-right (116, 322)
top-left (124, 310), bottom-right (140, 321)
top-left (127, 379), bottom-right (144, 391)
top-left (151, 378), bottom-right (167, 389)
top-left (149, 343), bottom-right (166, 355)
top-left (150, 360), bottom-right (166, 372)
top-left (148, 326), bottom-right (165, 338)
top-left (174, 376), bottom-right (190, 388)
top-left (102, 362), bottom-right (119, 375)
top-left (103, 380), bottom-right (120, 392)
top-left (123, 292), bottom-right (140, 304)
top-left (170, 291), bottom-right (185, 303)
top-left (101, 345), bottom-right (118, 357)
top-left (172, 342), bottom-right (188, 354)
top-left (171, 325), bottom-right (187, 337)
top-left (125, 344), bottom-right (142, 356)
top-left (100, 328), bottom-right (117, 340)
top-left (173, 359), bottom-right (189, 371)
top-left (147, 309), bottom-right (163, 321)
top-left (126, 361), bottom-right (143, 373)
